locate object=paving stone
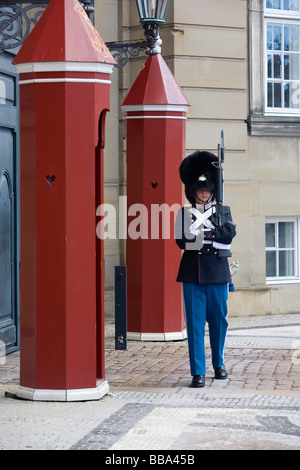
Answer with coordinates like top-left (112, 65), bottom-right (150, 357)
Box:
top-left (1, 314), bottom-right (300, 450)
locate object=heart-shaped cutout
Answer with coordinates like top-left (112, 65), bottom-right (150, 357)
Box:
top-left (46, 175), bottom-right (56, 185)
top-left (151, 182), bottom-right (158, 189)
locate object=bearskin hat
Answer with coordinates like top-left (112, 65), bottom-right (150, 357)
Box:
top-left (179, 151), bottom-right (218, 204)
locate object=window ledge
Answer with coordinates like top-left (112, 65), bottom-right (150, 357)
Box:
top-left (266, 279), bottom-right (300, 285)
top-left (247, 114), bottom-right (300, 136)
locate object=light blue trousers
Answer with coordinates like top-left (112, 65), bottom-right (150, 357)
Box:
top-left (182, 283), bottom-right (229, 376)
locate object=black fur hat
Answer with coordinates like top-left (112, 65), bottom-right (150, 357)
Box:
top-left (179, 151), bottom-right (218, 204)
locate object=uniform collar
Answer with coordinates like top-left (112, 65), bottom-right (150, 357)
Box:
top-left (194, 201), bottom-right (212, 213)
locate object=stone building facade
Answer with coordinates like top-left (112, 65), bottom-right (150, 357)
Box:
top-left (95, 0), bottom-right (300, 318)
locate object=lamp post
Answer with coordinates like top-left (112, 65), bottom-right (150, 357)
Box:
top-left (135, 0), bottom-right (170, 55)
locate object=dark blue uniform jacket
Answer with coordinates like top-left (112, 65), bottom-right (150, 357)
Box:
top-left (176, 206), bottom-right (236, 284)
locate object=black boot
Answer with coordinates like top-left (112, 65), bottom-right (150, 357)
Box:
top-left (214, 365), bottom-right (228, 380)
top-left (191, 375), bottom-right (205, 388)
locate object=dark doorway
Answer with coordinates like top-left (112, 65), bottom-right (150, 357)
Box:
top-left (0, 50), bottom-right (19, 353)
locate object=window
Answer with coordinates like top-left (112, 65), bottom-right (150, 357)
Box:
top-left (248, 1), bottom-right (300, 135)
top-left (265, 1), bottom-right (300, 114)
top-left (266, 0), bottom-right (299, 11)
top-left (265, 218), bottom-right (300, 282)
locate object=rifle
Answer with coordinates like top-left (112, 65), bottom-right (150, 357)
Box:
top-left (215, 129), bottom-right (225, 227)
top-left (211, 130), bottom-right (232, 258)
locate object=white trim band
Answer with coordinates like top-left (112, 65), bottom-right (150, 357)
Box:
top-left (15, 61), bottom-right (114, 75)
top-left (125, 115), bottom-right (187, 120)
top-left (213, 241), bottom-right (231, 250)
top-left (122, 104), bottom-right (189, 113)
top-left (127, 329), bottom-right (187, 342)
top-left (18, 78), bottom-right (111, 85)
top-left (16, 380), bottom-right (109, 402)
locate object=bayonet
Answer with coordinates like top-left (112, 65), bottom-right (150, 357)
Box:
top-left (220, 129), bottom-right (224, 164)
top-left (212, 130), bottom-right (232, 258)
top-left (216, 130), bottom-right (224, 225)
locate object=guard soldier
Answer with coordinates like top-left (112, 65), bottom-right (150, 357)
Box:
top-left (175, 150), bottom-right (236, 388)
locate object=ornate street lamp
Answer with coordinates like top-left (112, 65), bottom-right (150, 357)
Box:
top-left (135, 0), bottom-right (170, 55)
top-left (106, 0), bottom-right (170, 66)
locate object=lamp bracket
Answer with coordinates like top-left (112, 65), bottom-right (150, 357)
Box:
top-left (142, 21), bottom-right (161, 56)
top-left (106, 40), bottom-right (148, 68)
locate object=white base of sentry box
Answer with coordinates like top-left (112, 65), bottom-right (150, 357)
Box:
top-left (127, 329), bottom-right (187, 342)
top-left (15, 380), bottom-right (109, 402)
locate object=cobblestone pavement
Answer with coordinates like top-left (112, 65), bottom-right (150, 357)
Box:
top-left (105, 342), bottom-right (300, 391)
top-left (0, 314), bottom-right (299, 451)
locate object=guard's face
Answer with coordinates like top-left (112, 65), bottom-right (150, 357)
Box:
top-left (195, 188), bottom-right (212, 202)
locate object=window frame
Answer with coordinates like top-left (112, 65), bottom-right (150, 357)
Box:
top-left (265, 0), bottom-right (300, 17)
top-left (264, 9), bottom-right (300, 115)
top-left (265, 217), bottom-right (300, 284)
top-left (248, 0), bottom-right (300, 135)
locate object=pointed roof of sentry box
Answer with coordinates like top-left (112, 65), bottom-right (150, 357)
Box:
top-left (121, 54), bottom-right (189, 107)
top-left (13, 0), bottom-right (116, 65)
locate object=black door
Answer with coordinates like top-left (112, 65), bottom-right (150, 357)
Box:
top-left (0, 50), bottom-right (19, 353)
